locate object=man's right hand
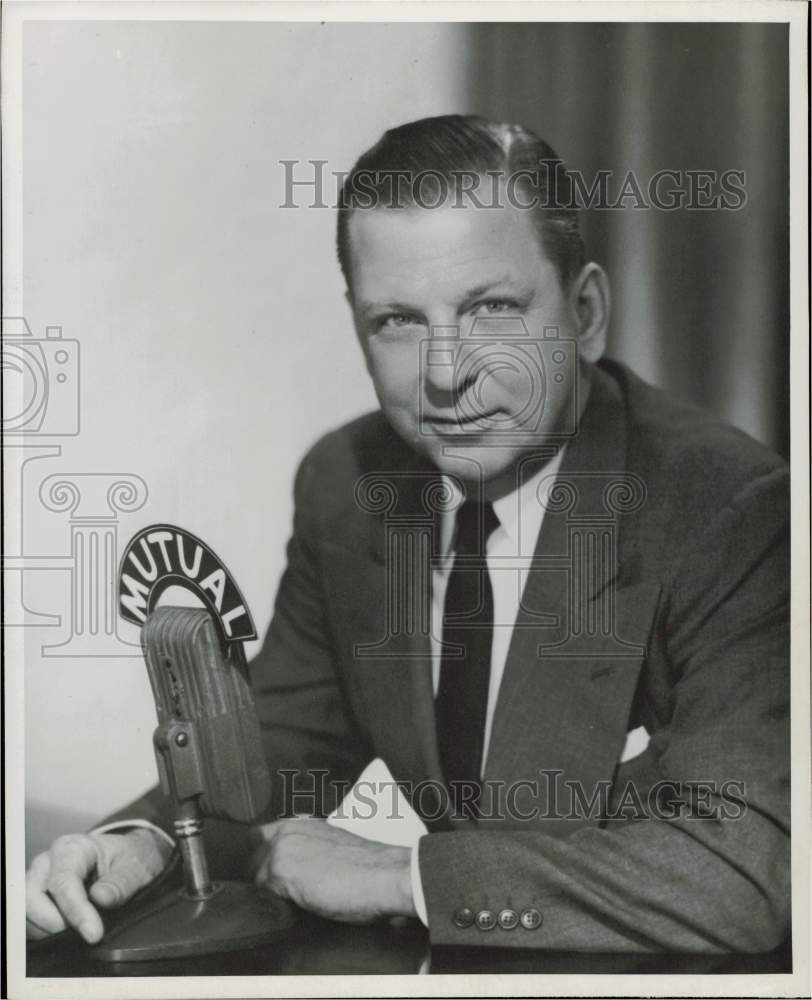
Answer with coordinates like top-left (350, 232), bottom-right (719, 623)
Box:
top-left (26, 828), bottom-right (173, 944)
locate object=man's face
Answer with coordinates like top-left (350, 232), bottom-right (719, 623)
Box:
top-left (347, 199), bottom-right (585, 491)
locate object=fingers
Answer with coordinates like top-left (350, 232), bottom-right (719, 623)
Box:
top-left (44, 835), bottom-right (105, 943)
top-left (250, 824), bottom-right (289, 895)
top-left (251, 820), bottom-right (283, 845)
top-left (25, 853), bottom-right (67, 939)
top-left (89, 829), bottom-right (172, 909)
top-left (88, 878), bottom-right (124, 908)
top-left (26, 916), bottom-right (61, 941)
top-left (251, 819), bottom-right (326, 895)
top-left (26, 829), bottom-right (173, 945)
top-left (89, 859), bottom-right (149, 909)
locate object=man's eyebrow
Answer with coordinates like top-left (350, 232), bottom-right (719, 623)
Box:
top-left (355, 299), bottom-right (420, 319)
top-left (457, 278), bottom-right (522, 304)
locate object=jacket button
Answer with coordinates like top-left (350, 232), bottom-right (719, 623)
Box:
top-left (452, 907), bottom-right (474, 928)
top-left (476, 909), bottom-right (497, 931)
top-left (520, 907), bottom-right (542, 930)
top-left (498, 908), bottom-right (519, 930)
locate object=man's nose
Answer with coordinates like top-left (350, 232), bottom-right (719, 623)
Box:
top-left (422, 324), bottom-right (473, 396)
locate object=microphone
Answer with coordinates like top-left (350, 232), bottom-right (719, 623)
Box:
top-left (144, 606), bottom-right (270, 825)
top-left (89, 524), bottom-right (295, 962)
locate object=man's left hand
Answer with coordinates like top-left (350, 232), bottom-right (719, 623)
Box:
top-left (250, 818), bottom-right (416, 923)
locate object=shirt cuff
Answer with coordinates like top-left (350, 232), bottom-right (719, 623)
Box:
top-left (410, 836), bottom-right (429, 927)
top-left (91, 818), bottom-right (176, 851)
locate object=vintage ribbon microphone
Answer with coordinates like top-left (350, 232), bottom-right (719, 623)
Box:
top-left (91, 524), bottom-right (294, 961)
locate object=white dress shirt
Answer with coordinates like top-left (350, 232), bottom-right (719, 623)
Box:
top-left (411, 448), bottom-right (566, 923)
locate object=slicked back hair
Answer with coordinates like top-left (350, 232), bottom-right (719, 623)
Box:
top-left (337, 114), bottom-right (586, 291)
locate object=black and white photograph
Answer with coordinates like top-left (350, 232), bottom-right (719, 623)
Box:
top-left (3, 2), bottom-right (809, 997)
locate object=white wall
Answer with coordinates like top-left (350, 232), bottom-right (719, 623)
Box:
top-left (19, 20), bottom-right (471, 847)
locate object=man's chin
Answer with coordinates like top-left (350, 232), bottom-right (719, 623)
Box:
top-left (421, 442), bottom-right (526, 491)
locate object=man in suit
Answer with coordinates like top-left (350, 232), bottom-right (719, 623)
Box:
top-left (26, 115), bottom-right (790, 951)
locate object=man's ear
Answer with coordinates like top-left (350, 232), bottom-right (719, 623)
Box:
top-left (346, 288), bottom-right (373, 376)
top-left (568, 262), bottom-right (610, 364)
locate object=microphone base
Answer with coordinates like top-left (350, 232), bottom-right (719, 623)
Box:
top-left (87, 881), bottom-right (296, 962)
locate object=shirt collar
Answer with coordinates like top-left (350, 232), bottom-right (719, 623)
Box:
top-left (439, 447), bottom-right (567, 562)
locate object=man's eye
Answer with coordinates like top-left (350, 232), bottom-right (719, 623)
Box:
top-left (472, 299), bottom-right (517, 315)
top-left (379, 313), bottom-right (421, 330)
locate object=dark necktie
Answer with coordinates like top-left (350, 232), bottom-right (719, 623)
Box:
top-left (435, 499), bottom-right (499, 817)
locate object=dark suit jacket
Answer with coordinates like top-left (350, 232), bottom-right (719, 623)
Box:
top-left (117, 360), bottom-right (790, 952)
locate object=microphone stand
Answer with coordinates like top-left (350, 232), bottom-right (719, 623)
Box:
top-left (90, 607), bottom-right (295, 962)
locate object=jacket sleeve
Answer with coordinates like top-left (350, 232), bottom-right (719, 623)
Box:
top-left (418, 465), bottom-right (791, 952)
top-left (102, 446), bottom-right (370, 875)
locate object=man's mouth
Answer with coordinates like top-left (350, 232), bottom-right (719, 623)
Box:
top-left (424, 409), bottom-right (504, 429)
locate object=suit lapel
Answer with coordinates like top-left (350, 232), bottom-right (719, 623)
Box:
top-left (481, 366), bottom-right (660, 832)
top-left (336, 450), bottom-right (446, 790)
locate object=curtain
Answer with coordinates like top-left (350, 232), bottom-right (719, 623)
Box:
top-left (465, 23), bottom-right (789, 456)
